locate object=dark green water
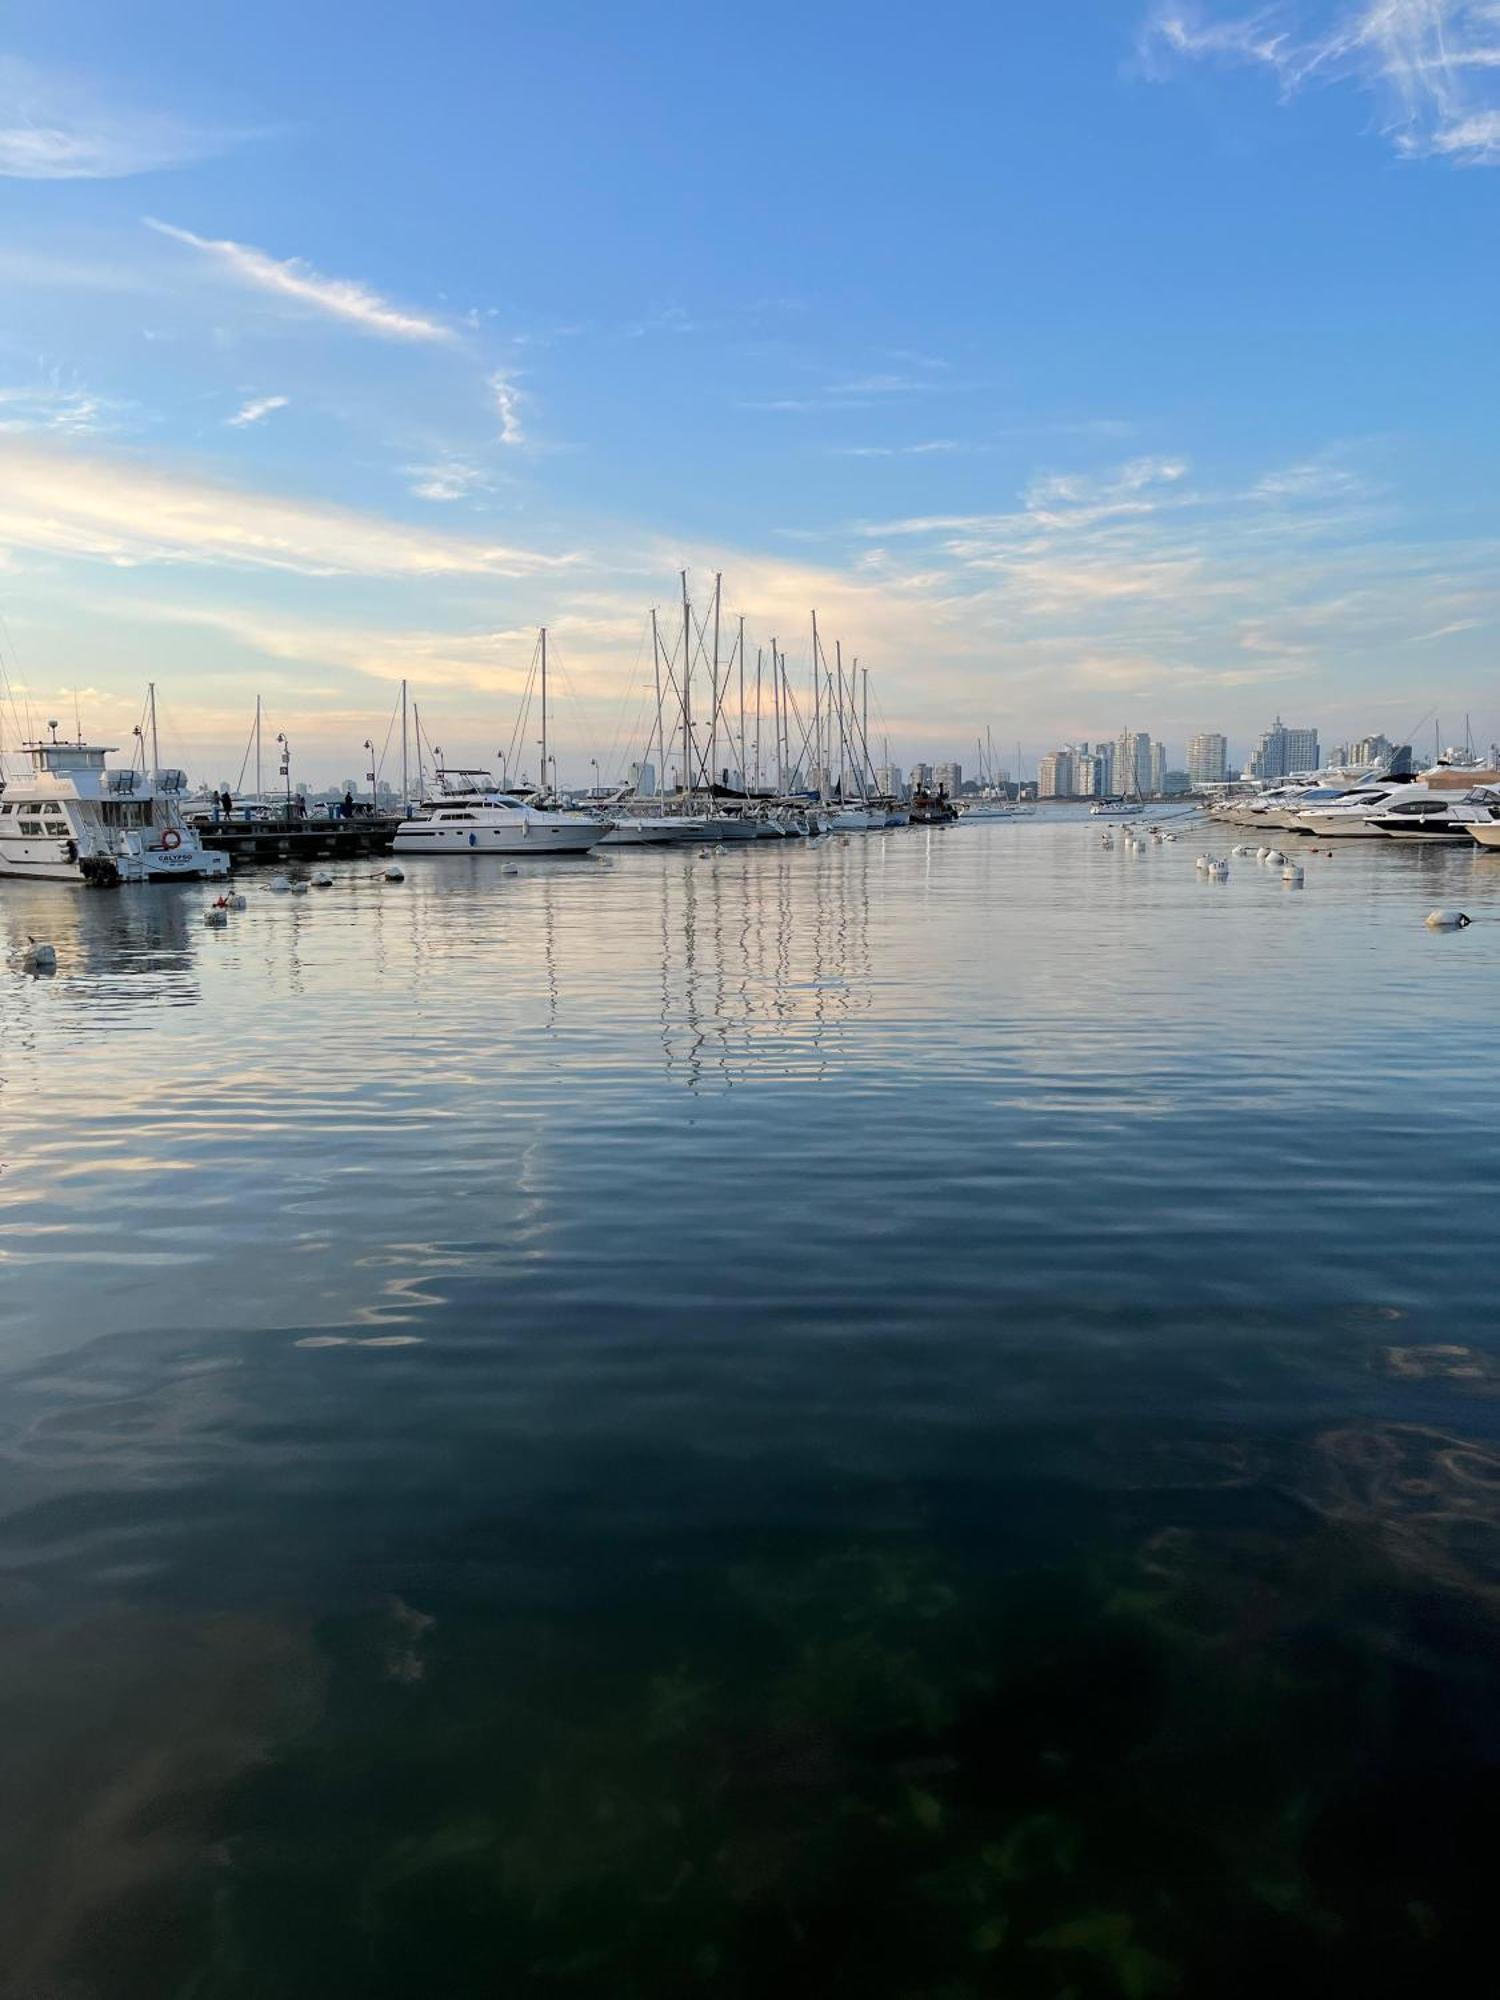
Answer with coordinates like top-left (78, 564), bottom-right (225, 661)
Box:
top-left (2, 821), bottom-right (1498, 1996)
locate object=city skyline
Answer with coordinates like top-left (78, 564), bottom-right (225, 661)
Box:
top-left (2, 4), bottom-right (1500, 781)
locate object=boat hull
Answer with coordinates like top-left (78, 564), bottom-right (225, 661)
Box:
top-left (394, 823), bottom-right (606, 855)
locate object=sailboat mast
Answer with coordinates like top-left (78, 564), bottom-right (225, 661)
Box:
top-left (400, 679), bottom-right (409, 811)
top-left (148, 681), bottom-right (160, 783)
top-left (650, 607), bottom-right (664, 796)
top-left (771, 639), bottom-right (783, 791)
top-left (710, 574), bottom-right (722, 791)
top-left (753, 644), bottom-right (762, 792)
top-left (737, 614), bottom-right (746, 793)
top-left (254, 695), bottom-right (262, 799)
top-left (548, 624), bottom-right (560, 796)
top-left (680, 571), bottom-right (693, 804)
top-left (811, 612), bottom-right (823, 800)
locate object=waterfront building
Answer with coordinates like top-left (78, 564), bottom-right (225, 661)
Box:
top-left (1092, 742), bottom-right (1115, 792)
top-left (1149, 742), bottom-right (1166, 796)
top-left (935, 761), bottom-right (963, 797)
top-left (630, 760), bottom-right (657, 797)
top-left (1114, 730), bottom-right (1152, 798)
top-left (1249, 718), bottom-right (1320, 780)
top-left (909, 761), bottom-right (934, 792)
top-left (1187, 732), bottom-right (1228, 785)
top-left (1163, 769), bottom-right (1191, 795)
top-left (1038, 750), bottom-right (1075, 798)
top-left (877, 763), bottom-right (904, 798)
top-left (1076, 753), bottom-right (1106, 798)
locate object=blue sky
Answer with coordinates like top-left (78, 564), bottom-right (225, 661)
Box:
top-left (1, 0), bottom-right (1498, 783)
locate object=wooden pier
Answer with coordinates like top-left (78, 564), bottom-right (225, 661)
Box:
top-left (197, 815), bottom-right (401, 866)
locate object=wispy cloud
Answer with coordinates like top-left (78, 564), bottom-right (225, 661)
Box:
top-left (409, 457), bottom-right (490, 502)
top-left (489, 370), bottom-right (525, 446)
top-left (0, 56), bottom-right (243, 179)
top-left (226, 393), bottom-right (289, 429)
top-left (0, 442), bottom-right (576, 578)
top-left (832, 439), bottom-right (966, 458)
top-left (1141, 2), bottom-right (1500, 163)
top-left (0, 380), bottom-right (129, 437)
top-left (145, 219), bottom-right (454, 342)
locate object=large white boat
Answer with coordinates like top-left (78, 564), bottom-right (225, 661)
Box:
top-left (1090, 798), bottom-right (1144, 817)
top-left (394, 791), bottom-right (608, 856)
top-left (0, 726), bottom-right (229, 885)
top-left (1368, 787), bottom-right (1498, 842)
top-left (1293, 783), bottom-right (1415, 838)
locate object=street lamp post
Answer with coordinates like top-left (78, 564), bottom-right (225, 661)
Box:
top-left (364, 740), bottom-right (377, 814)
top-left (590, 757), bottom-right (599, 799)
top-left (275, 732), bottom-right (292, 818)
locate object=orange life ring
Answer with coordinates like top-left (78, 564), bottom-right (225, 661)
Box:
top-left (161, 828), bottom-right (182, 851)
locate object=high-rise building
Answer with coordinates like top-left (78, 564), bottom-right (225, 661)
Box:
top-left (876, 763), bottom-right (904, 798)
top-left (1149, 742), bottom-right (1166, 796)
top-left (1076, 753), bottom-right (1106, 798)
top-left (1349, 733), bottom-right (1393, 769)
top-left (1187, 733), bottom-right (1228, 786)
top-left (630, 760), bottom-right (657, 797)
top-left (1114, 730), bottom-right (1152, 799)
top-left (909, 761), bottom-right (934, 792)
top-left (935, 761), bottom-right (963, 797)
top-left (1249, 718), bottom-right (1320, 780)
top-left (1038, 750), bottom-right (1075, 798)
top-left (1092, 742), bottom-right (1115, 793)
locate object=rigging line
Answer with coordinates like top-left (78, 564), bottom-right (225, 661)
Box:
top-left (503, 631), bottom-right (543, 784)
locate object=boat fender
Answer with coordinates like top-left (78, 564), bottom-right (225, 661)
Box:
top-left (384, 865), bottom-right (405, 882)
top-left (22, 938), bottom-right (57, 972)
top-left (1282, 866), bottom-right (1304, 886)
top-left (1425, 909), bottom-right (1471, 930)
top-left (268, 875), bottom-right (293, 893)
top-left (468, 833), bottom-right (478, 847)
top-left (203, 906), bottom-right (229, 927)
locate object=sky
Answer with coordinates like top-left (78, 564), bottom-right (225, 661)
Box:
top-left (1, 0), bottom-right (1498, 786)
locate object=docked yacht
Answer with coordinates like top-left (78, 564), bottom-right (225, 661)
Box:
top-left (394, 790), bottom-right (609, 856)
top-left (1368, 787), bottom-right (1499, 842)
top-left (0, 727), bottom-right (229, 885)
top-left (1294, 783), bottom-right (1418, 838)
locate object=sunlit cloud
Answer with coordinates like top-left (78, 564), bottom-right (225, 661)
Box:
top-left (0, 442), bottom-right (577, 578)
top-left (145, 219), bottom-right (454, 342)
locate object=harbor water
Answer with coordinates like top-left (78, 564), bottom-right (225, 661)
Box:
top-left (3, 818), bottom-right (1499, 1996)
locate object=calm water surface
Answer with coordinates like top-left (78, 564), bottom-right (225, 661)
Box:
top-left (2, 819), bottom-right (1498, 1996)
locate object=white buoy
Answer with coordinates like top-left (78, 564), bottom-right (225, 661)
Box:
top-left (268, 875), bottom-right (292, 894)
top-left (311, 871), bottom-right (335, 889)
top-left (1265, 849), bottom-right (1287, 867)
top-left (22, 937), bottom-right (56, 972)
top-left (227, 893), bottom-right (247, 911)
top-left (1195, 854), bottom-right (1212, 872)
top-left (501, 863), bottom-right (519, 876)
top-left (1256, 846), bottom-right (1271, 861)
top-left (384, 865), bottom-right (405, 882)
top-left (1208, 859), bottom-right (1230, 880)
top-left (698, 846), bottom-right (712, 858)
top-left (203, 905), bottom-right (229, 927)
top-left (1425, 908), bottom-right (1471, 930)
top-left (1233, 844), bottom-right (1255, 857)
top-left (1282, 865), bottom-right (1304, 886)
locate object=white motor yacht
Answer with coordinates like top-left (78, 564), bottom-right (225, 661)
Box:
top-left (1368, 787), bottom-right (1498, 842)
top-left (0, 728), bottom-right (229, 885)
top-left (394, 792), bottom-right (608, 856)
top-left (1295, 783), bottom-right (1419, 838)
